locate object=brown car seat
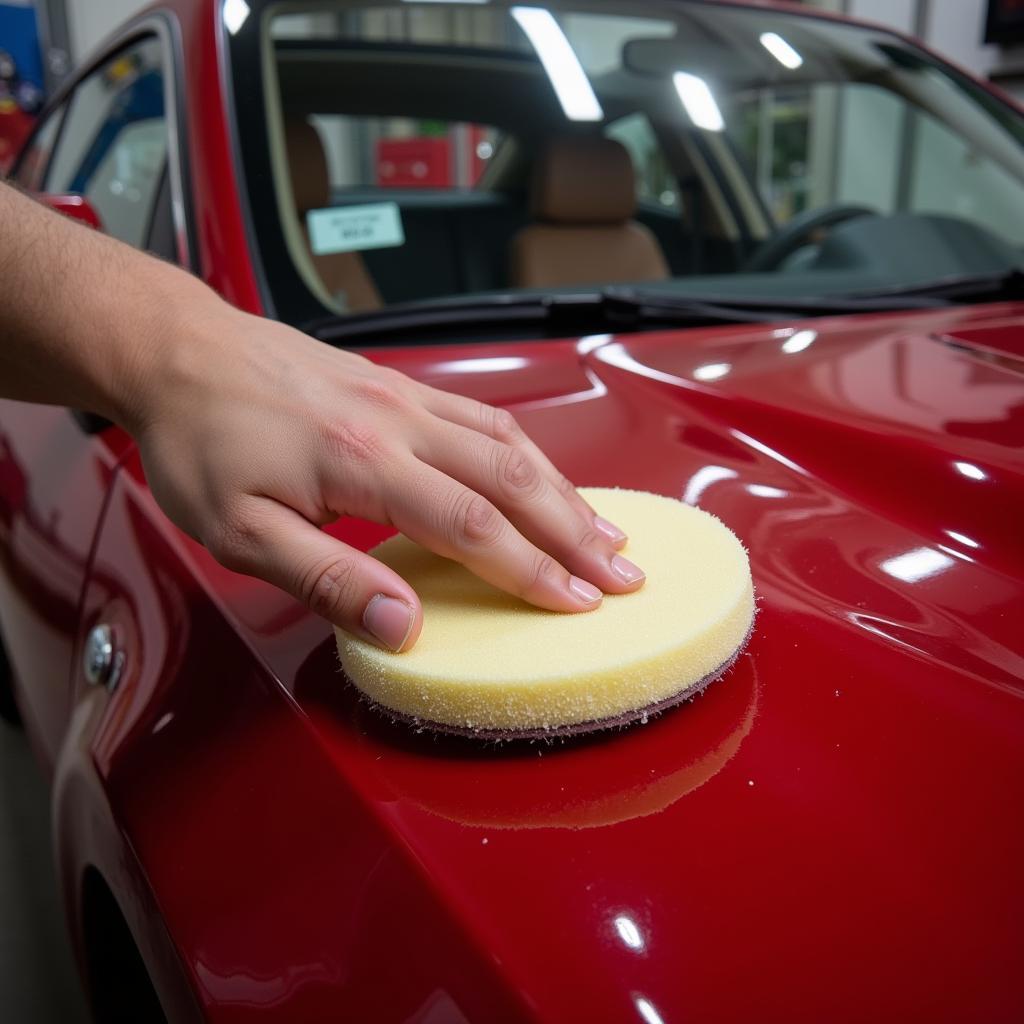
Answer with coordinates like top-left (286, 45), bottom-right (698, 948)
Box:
top-left (285, 118), bottom-right (381, 313)
top-left (511, 136), bottom-right (669, 289)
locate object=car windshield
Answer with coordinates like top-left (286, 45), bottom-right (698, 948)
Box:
top-left (225, 0), bottom-right (1024, 332)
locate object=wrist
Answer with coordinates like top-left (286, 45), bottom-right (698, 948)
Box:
top-left (104, 259), bottom-right (227, 437)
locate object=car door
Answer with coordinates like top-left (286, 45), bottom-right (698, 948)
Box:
top-left (0, 28), bottom-right (183, 769)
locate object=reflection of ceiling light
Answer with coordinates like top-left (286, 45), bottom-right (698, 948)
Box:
top-left (613, 915), bottom-right (645, 951)
top-left (152, 712), bottom-right (174, 734)
top-left (944, 529), bottom-right (980, 549)
top-left (635, 996), bottom-right (667, 1024)
top-left (577, 333), bottom-right (612, 355)
top-left (782, 329), bottom-right (817, 354)
top-left (223, 0), bottom-right (250, 34)
top-left (953, 461), bottom-right (987, 481)
top-left (760, 32), bottom-right (804, 69)
top-left (433, 356), bottom-right (528, 373)
top-left (673, 72), bottom-right (725, 131)
top-left (880, 547), bottom-right (955, 583)
top-left (731, 428), bottom-right (807, 475)
top-left (748, 483), bottom-right (787, 498)
top-left (683, 465), bottom-right (737, 506)
top-left (512, 7), bottom-right (604, 122)
top-left (693, 361), bottom-right (731, 381)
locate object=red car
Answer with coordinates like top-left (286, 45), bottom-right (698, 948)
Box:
top-left (2, 1), bottom-right (1023, 1020)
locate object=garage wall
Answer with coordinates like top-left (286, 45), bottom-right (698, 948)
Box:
top-left (924, 1), bottom-right (1023, 98)
top-left (845, 0), bottom-right (916, 34)
top-left (65, 0), bottom-right (148, 64)
top-left (806, 0), bottom-right (1024, 100)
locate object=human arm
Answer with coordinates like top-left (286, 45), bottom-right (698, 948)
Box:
top-left (0, 183), bottom-right (644, 651)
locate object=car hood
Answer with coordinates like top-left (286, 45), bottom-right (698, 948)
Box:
top-left (141, 303), bottom-right (1024, 1020)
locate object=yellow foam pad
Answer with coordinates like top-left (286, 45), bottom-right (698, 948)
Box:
top-left (335, 488), bottom-right (755, 735)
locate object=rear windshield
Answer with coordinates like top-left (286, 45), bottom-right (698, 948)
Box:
top-left (225, 1), bottom-right (1024, 331)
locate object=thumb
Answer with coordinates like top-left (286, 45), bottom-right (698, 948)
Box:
top-left (217, 498), bottom-right (422, 652)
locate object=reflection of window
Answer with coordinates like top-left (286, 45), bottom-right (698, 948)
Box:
top-left (309, 115), bottom-right (503, 192)
top-left (44, 39), bottom-right (166, 247)
top-left (727, 82), bottom-right (1024, 246)
top-left (729, 89), bottom-right (811, 223)
top-left (605, 113), bottom-right (680, 210)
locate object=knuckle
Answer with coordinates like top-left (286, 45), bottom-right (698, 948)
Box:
top-left (298, 556), bottom-right (359, 620)
top-left (208, 536), bottom-right (245, 573)
top-left (575, 526), bottom-right (606, 553)
top-left (489, 406), bottom-right (523, 444)
top-left (356, 378), bottom-right (407, 412)
top-left (527, 553), bottom-right (560, 595)
top-left (451, 492), bottom-right (504, 547)
top-left (497, 444), bottom-right (541, 497)
top-left (321, 419), bottom-right (387, 464)
top-left (206, 503), bottom-right (261, 568)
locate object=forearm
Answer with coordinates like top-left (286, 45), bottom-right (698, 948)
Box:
top-left (0, 182), bottom-right (218, 432)
top-left (0, 185), bottom-right (642, 648)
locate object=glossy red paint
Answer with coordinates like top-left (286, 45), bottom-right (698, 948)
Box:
top-left (179, 0), bottom-right (263, 312)
top-left (66, 301), bottom-right (1024, 1022)
top-left (36, 193), bottom-right (104, 230)
top-left (0, 401), bottom-right (129, 768)
top-left (0, 1), bottom-right (1022, 1022)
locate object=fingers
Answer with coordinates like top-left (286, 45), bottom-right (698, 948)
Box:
top-left (414, 386), bottom-right (628, 549)
top-left (417, 418), bottom-right (645, 596)
top-left (207, 496), bottom-right (422, 652)
top-left (382, 461), bottom-right (606, 613)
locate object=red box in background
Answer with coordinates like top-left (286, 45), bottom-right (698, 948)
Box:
top-left (376, 137), bottom-right (451, 187)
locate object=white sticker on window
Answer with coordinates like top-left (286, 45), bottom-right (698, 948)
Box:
top-left (306, 202), bottom-right (405, 255)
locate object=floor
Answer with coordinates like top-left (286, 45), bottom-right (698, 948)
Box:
top-left (0, 718), bottom-right (90, 1022)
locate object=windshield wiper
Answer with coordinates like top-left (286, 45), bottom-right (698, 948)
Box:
top-left (306, 287), bottom-right (947, 345)
top-left (306, 291), bottom-right (770, 345)
top-left (307, 272), bottom-right (1021, 346)
top-left (847, 269), bottom-right (1024, 304)
top-left (624, 271), bottom-right (1024, 321)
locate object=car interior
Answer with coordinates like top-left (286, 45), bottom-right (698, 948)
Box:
top-left (285, 116), bottom-right (382, 313)
top-left (509, 135), bottom-right (670, 290)
top-left (245, 4), bottom-right (1024, 330)
top-left (272, 43), bottom-right (728, 314)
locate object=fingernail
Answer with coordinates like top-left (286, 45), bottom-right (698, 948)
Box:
top-left (611, 555), bottom-right (646, 585)
top-left (594, 515), bottom-right (627, 544)
top-left (569, 576), bottom-right (602, 604)
top-left (363, 594), bottom-right (415, 652)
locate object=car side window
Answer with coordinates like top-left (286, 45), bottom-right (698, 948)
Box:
top-left (44, 38), bottom-right (167, 249)
top-left (726, 81), bottom-right (1024, 248)
top-left (11, 103), bottom-right (66, 190)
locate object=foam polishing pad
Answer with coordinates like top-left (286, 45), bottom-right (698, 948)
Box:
top-left (335, 488), bottom-right (755, 739)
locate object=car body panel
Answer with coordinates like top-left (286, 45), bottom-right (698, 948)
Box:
top-left (1, 0), bottom-right (1022, 1020)
top-left (0, 400), bottom-right (130, 768)
top-left (69, 303), bottom-right (1024, 1021)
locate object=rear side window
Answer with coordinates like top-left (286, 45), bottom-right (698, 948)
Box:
top-left (45, 38), bottom-right (167, 248)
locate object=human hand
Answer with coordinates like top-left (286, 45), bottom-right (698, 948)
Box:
top-left (130, 305), bottom-right (645, 651)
